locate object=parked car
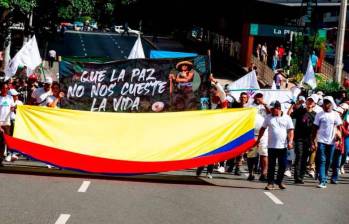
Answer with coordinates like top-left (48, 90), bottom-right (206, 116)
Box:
top-left (113, 25), bottom-right (141, 35)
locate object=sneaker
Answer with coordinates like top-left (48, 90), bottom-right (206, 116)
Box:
top-left (4, 154), bottom-right (12, 162)
top-left (340, 166), bottom-right (345, 175)
top-left (247, 175), bottom-right (255, 181)
top-left (309, 170), bottom-right (315, 178)
top-left (264, 184), bottom-right (275, 190)
top-left (330, 180), bottom-right (337, 184)
top-left (284, 170), bottom-right (292, 178)
top-left (207, 173), bottom-right (213, 179)
top-left (217, 166), bottom-right (225, 173)
top-left (317, 183), bottom-right (327, 189)
top-left (278, 183), bottom-right (287, 190)
top-left (47, 165), bottom-right (53, 169)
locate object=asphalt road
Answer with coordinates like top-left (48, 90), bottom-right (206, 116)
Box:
top-left (46, 30), bottom-right (154, 60)
top-left (0, 162), bottom-right (348, 224)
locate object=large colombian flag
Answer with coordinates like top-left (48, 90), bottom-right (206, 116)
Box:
top-left (5, 106), bottom-right (256, 175)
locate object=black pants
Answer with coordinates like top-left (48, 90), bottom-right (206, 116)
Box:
top-left (294, 140), bottom-right (310, 181)
top-left (247, 157), bottom-right (259, 175)
top-left (268, 148), bottom-right (287, 185)
top-left (196, 164), bottom-right (214, 175)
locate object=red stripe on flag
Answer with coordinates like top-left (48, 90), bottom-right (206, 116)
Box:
top-left (5, 135), bottom-right (255, 175)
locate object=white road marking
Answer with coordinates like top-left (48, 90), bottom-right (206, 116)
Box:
top-left (264, 192), bottom-right (284, 205)
top-left (118, 46), bottom-right (121, 48)
top-left (78, 181), bottom-right (91, 193)
top-left (83, 48), bottom-right (86, 52)
top-left (82, 43), bottom-right (85, 47)
top-left (55, 214), bottom-right (71, 224)
top-left (124, 56), bottom-right (128, 59)
top-left (121, 50), bottom-right (124, 54)
top-left (84, 53), bottom-right (87, 56)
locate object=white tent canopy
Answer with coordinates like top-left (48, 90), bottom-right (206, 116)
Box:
top-left (128, 35), bottom-right (145, 59)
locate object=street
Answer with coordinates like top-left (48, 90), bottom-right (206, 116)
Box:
top-left (46, 30), bottom-right (154, 60)
top-left (0, 162), bottom-right (348, 224)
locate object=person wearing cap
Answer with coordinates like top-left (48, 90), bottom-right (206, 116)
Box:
top-left (256, 100), bottom-right (294, 190)
top-left (250, 93), bottom-right (270, 181)
top-left (288, 94), bottom-right (317, 184)
top-left (31, 77), bottom-right (53, 106)
top-left (312, 96), bottom-right (343, 188)
top-left (4, 89), bottom-right (23, 162)
top-left (0, 83), bottom-right (15, 165)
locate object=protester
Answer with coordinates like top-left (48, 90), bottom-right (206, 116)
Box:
top-left (4, 89), bottom-right (23, 162)
top-left (256, 100), bottom-right (294, 190)
top-left (0, 83), bottom-right (15, 165)
top-left (288, 94), bottom-right (317, 184)
top-left (249, 93), bottom-right (270, 181)
top-left (46, 82), bottom-right (65, 108)
top-left (312, 96), bottom-right (342, 188)
top-left (31, 77), bottom-right (53, 106)
top-left (196, 74), bottom-right (227, 179)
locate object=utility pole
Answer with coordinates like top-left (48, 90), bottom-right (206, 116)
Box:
top-left (334, 0), bottom-right (347, 83)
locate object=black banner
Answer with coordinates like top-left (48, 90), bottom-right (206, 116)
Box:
top-left (59, 56), bottom-right (210, 112)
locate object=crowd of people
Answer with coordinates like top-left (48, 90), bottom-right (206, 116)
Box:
top-left (0, 72), bottom-right (348, 190)
top-left (0, 74), bottom-right (64, 164)
top-left (198, 74), bottom-right (349, 190)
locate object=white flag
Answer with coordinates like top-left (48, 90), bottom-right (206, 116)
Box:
top-left (4, 35), bottom-right (42, 80)
top-left (128, 35), bottom-right (145, 59)
top-left (302, 57), bottom-right (317, 89)
top-left (228, 70), bottom-right (260, 90)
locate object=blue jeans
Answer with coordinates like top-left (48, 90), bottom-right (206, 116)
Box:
top-left (340, 137), bottom-right (349, 167)
top-left (316, 143), bottom-right (335, 184)
top-left (267, 148), bottom-right (287, 185)
top-left (331, 150), bottom-right (342, 182)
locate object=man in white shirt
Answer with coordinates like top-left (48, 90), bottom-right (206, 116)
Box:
top-left (31, 77), bottom-right (53, 106)
top-left (0, 83), bottom-right (15, 165)
top-left (312, 96), bottom-right (342, 188)
top-left (256, 100), bottom-right (294, 190)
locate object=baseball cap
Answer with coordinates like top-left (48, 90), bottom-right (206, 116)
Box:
top-left (307, 94), bottom-right (319, 103)
top-left (44, 77), bottom-right (53, 84)
top-left (8, 89), bottom-right (19, 96)
top-left (270, 100), bottom-right (281, 108)
top-left (323, 96), bottom-right (337, 109)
